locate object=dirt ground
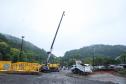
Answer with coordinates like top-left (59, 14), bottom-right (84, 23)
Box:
top-left (87, 71), bottom-right (126, 84)
top-left (67, 70), bottom-right (126, 84)
top-left (0, 71), bottom-right (119, 84)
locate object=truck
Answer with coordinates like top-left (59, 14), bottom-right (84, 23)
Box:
top-left (71, 61), bottom-right (93, 75)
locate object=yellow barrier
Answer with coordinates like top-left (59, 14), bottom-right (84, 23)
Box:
top-left (11, 62), bottom-right (41, 72)
top-left (0, 61), bottom-right (11, 71)
top-left (0, 61), bottom-right (61, 73)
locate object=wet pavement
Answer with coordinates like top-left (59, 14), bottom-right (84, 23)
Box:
top-left (0, 71), bottom-right (125, 84)
top-left (67, 70), bottom-right (126, 84)
top-left (34, 72), bottom-right (114, 84)
top-left (88, 73), bottom-right (126, 84)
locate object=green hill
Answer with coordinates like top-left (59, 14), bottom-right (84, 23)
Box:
top-left (62, 44), bottom-right (126, 66)
top-left (1, 33), bottom-right (126, 65)
top-left (0, 33), bottom-right (48, 63)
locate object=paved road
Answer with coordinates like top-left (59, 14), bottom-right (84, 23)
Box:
top-left (0, 72), bottom-right (115, 84)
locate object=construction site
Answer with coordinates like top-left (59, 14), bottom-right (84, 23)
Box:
top-left (0, 11), bottom-right (126, 84)
top-left (0, 66), bottom-right (126, 84)
top-left (1, 0), bottom-right (126, 84)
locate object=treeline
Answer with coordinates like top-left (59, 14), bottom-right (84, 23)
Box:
top-left (61, 45), bottom-right (126, 66)
top-left (1, 33), bottom-right (126, 66)
top-left (0, 33), bottom-right (49, 63)
top-left (0, 33), bottom-right (62, 64)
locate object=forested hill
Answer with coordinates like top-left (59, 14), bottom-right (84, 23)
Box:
top-left (0, 33), bottom-right (48, 63)
top-left (4, 34), bottom-right (44, 53)
top-left (64, 44), bottom-right (126, 59)
top-left (62, 45), bottom-right (126, 65)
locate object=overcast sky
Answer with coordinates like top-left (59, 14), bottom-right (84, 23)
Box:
top-left (0, 0), bottom-right (126, 56)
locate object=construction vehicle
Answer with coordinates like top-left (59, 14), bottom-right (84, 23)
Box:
top-left (40, 11), bottom-right (65, 72)
top-left (48, 63), bottom-right (60, 72)
top-left (71, 60), bottom-right (93, 75)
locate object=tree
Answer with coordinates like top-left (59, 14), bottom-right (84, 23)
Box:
top-left (118, 53), bottom-right (126, 64)
top-left (82, 57), bottom-right (93, 64)
top-left (0, 33), bottom-right (48, 63)
top-left (0, 41), bottom-right (10, 60)
top-left (10, 48), bottom-right (20, 62)
top-left (94, 56), bottom-right (118, 65)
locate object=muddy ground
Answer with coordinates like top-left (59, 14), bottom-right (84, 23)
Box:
top-left (67, 70), bottom-right (126, 84)
top-left (0, 70), bottom-right (125, 84)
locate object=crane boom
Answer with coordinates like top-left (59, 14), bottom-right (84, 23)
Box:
top-left (46, 11), bottom-right (65, 64)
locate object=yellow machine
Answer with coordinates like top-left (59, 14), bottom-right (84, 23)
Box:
top-left (48, 63), bottom-right (60, 72)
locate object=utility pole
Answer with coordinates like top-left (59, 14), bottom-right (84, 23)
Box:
top-left (123, 55), bottom-right (126, 64)
top-left (93, 47), bottom-right (95, 70)
top-left (19, 36), bottom-right (24, 61)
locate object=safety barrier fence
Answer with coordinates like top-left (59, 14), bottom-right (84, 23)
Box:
top-left (0, 61), bottom-right (41, 72)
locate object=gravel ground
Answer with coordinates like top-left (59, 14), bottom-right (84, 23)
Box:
top-left (66, 70), bottom-right (126, 84)
top-left (0, 71), bottom-right (116, 84)
top-left (88, 73), bottom-right (126, 84)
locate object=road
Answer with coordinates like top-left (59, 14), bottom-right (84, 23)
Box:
top-left (0, 71), bottom-right (115, 84)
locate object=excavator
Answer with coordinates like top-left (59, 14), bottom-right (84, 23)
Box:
top-left (40, 11), bottom-right (65, 72)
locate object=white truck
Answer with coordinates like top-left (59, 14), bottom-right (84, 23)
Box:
top-left (71, 61), bottom-right (93, 74)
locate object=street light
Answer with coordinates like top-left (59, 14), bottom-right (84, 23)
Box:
top-left (19, 36), bottom-right (24, 61)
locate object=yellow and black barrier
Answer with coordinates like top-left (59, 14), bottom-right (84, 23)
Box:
top-left (0, 61), bottom-right (42, 74)
top-left (11, 62), bottom-right (41, 72)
